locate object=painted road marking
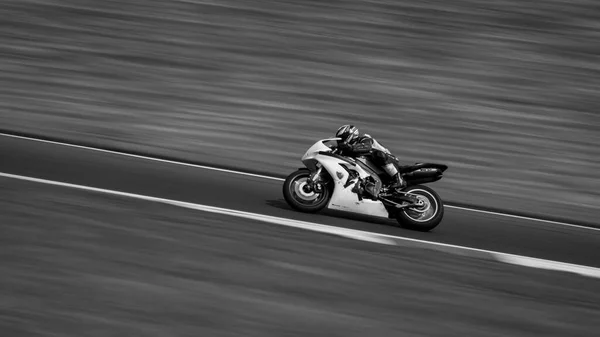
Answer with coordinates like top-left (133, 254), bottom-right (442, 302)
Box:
top-left (0, 133), bottom-right (281, 182)
top-left (0, 132), bottom-right (598, 232)
top-left (1, 171), bottom-right (599, 279)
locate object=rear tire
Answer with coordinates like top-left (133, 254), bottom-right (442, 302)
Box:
top-left (283, 169), bottom-right (331, 213)
top-left (395, 185), bottom-right (444, 232)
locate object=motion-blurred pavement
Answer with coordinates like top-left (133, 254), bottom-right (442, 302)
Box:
top-left (1, 0), bottom-right (599, 223)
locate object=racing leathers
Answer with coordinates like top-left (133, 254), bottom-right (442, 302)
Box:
top-left (337, 134), bottom-right (406, 192)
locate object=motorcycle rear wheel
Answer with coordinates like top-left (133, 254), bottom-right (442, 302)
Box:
top-left (395, 185), bottom-right (444, 232)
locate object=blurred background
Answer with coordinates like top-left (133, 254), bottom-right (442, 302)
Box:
top-left (1, 0), bottom-right (599, 223)
top-left (3, 2), bottom-right (600, 336)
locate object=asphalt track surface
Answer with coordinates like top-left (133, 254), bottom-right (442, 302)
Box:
top-left (2, 135), bottom-right (599, 268)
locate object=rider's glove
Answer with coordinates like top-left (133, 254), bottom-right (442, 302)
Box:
top-left (337, 142), bottom-right (352, 153)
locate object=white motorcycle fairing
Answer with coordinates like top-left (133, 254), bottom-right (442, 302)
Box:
top-left (301, 138), bottom-right (390, 218)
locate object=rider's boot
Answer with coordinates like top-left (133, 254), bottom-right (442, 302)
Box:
top-left (390, 173), bottom-right (406, 190)
top-left (383, 163), bottom-right (405, 190)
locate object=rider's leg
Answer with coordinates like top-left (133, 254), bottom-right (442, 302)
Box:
top-left (383, 163), bottom-right (405, 189)
top-left (375, 152), bottom-right (405, 189)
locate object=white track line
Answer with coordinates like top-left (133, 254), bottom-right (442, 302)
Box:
top-left (445, 205), bottom-right (597, 231)
top-left (494, 255), bottom-right (600, 279)
top-left (0, 133), bottom-right (281, 182)
top-left (1, 171), bottom-right (600, 279)
top-left (1, 132), bottom-right (597, 232)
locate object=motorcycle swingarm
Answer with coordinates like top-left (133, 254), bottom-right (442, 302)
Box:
top-left (379, 192), bottom-right (419, 203)
top-left (379, 197), bottom-right (420, 209)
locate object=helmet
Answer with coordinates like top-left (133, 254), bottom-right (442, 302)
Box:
top-left (335, 125), bottom-right (359, 144)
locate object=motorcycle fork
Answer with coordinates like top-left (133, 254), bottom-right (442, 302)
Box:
top-left (310, 166), bottom-right (324, 183)
top-left (307, 166), bottom-right (325, 192)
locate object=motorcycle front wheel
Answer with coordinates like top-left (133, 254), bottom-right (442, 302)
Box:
top-left (283, 169), bottom-right (331, 213)
top-left (395, 185), bottom-right (444, 232)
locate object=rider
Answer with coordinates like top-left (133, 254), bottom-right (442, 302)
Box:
top-left (334, 124), bottom-right (406, 190)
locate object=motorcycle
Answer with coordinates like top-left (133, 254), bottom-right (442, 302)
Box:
top-left (282, 137), bottom-right (448, 232)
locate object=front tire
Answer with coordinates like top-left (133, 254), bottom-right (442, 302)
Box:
top-left (395, 185), bottom-right (444, 232)
top-left (283, 169), bottom-right (331, 213)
